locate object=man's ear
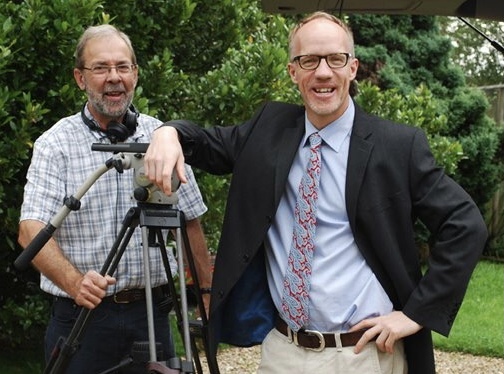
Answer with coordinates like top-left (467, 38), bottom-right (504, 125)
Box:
top-left (287, 62), bottom-right (298, 84)
top-left (73, 68), bottom-right (86, 90)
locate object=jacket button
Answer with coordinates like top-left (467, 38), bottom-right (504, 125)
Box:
top-left (242, 254), bottom-right (250, 262)
top-left (218, 290), bottom-right (224, 298)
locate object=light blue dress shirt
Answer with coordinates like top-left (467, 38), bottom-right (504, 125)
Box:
top-left (266, 99), bottom-right (393, 332)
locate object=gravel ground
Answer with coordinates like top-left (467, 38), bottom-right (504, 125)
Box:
top-left (198, 345), bottom-right (504, 373)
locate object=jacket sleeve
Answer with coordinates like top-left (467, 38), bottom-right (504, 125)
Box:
top-left (165, 103), bottom-right (269, 175)
top-left (403, 129), bottom-right (488, 336)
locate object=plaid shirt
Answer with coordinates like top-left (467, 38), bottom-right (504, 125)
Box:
top-left (20, 111), bottom-right (207, 297)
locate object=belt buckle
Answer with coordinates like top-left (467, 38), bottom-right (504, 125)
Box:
top-left (286, 327), bottom-right (326, 352)
top-left (304, 329), bottom-right (326, 352)
top-left (113, 289), bottom-right (130, 304)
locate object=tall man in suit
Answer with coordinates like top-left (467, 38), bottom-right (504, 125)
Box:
top-left (144, 11), bottom-right (487, 374)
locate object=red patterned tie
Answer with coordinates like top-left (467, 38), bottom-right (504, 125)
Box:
top-left (280, 132), bottom-right (322, 331)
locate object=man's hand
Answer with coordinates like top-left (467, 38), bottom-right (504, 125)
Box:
top-left (349, 311), bottom-right (422, 354)
top-left (144, 126), bottom-right (187, 196)
top-left (73, 270), bottom-right (116, 309)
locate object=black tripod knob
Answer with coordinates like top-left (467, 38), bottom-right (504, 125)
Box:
top-left (134, 187), bottom-right (149, 202)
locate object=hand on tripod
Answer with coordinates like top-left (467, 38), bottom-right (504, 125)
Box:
top-left (72, 270), bottom-right (116, 309)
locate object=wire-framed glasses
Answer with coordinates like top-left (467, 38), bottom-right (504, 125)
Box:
top-left (82, 64), bottom-right (137, 75)
top-left (292, 53), bottom-right (352, 70)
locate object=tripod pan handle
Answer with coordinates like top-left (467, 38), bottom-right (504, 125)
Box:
top-left (14, 223), bottom-right (56, 271)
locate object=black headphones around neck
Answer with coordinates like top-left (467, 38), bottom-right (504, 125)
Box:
top-left (81, 103), bottom-right (139, 143)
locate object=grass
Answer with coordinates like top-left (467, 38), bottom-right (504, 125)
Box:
top-left (432, 260), bottom-right (504, 357)
top-left (1, 261), bottom-right (502, 372)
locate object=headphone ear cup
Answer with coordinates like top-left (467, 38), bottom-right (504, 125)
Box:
top-left (106, 121), bottom-right (130, 143)
top-left (122, 105), bottom-right (139, 135)
top-left (81, 103), bottom-right (138, 143)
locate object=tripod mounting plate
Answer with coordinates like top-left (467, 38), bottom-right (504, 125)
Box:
top-left (91, 143), bottom-right (180, 205)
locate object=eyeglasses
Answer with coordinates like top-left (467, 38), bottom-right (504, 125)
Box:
top-left (81, 64), bottom-right (137, 75)
top-left (292, 53), bottom-right (352, 70)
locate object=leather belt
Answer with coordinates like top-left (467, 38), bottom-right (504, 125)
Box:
top-left (105, 286), bottom-right (165, 304)
top-left (275, 317), bottom-right (374, 351)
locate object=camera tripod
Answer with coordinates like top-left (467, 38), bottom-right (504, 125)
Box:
top-left (14, 147), bottom-right (219, 374)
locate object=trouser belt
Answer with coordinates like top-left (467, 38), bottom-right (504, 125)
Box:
top-left (275, 317), bottom-right (375, 351)
top-left (105, 286), bottom-right (165, 304)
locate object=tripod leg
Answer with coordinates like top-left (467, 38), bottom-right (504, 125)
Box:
top-left (175, 227), bottom-right (194, 364)
top-left (179, 213), bottom-right (220, 374)
top-left (156, 225), bottom-right (206, 374)
top-left (141, 225), bottom-right (158, 362)
top-left (44, 207), bottom-right (140, 374)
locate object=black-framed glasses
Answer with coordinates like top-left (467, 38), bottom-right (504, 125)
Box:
top-left (292, 53), bottom-right (352, 70)
top-left (81, 64), bottom-right (137, 75)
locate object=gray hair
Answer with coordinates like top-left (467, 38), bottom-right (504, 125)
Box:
top-left (74, 24), bottom-right (137, 68)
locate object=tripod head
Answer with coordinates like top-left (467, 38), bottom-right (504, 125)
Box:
top-left (91, 143), bottom-right (180, 206)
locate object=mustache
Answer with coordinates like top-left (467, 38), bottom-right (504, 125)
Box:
top-left (103, 85), bottom-right (126, 93)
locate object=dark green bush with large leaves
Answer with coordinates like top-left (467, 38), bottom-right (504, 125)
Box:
top-left (0, 0), bottom-right (103, 348)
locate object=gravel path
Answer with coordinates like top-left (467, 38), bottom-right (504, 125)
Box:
top-left (198, 345), bottom-right (504, 373)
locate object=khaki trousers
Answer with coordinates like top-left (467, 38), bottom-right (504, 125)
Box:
top-left (257, 328), bottom-right (407, 374)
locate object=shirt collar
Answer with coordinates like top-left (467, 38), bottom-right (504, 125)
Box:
top-left (303, 99), bottom-right (355, 153)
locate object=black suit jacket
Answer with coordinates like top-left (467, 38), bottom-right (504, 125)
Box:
top-left (169, 101), bottom-right (487, 374)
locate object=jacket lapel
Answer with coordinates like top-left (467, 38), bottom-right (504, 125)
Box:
top-left (346, 107), bottom-right (374, 228)
top-left (273, 115), bottom-right (305, 206)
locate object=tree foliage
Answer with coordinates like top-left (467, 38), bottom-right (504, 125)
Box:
top-left (438, 17), bottom-right (504, 87)
top-left (350, 14), bottom-right (466, 95)
top-left (0, 0), bottom-right (105, 348)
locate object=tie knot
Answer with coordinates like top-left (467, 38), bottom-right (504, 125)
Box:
top-left (309, 132), bottom-right (322, 148)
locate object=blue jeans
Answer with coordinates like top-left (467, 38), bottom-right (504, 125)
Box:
top-left (44, 294), bottom-right (175, 374)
